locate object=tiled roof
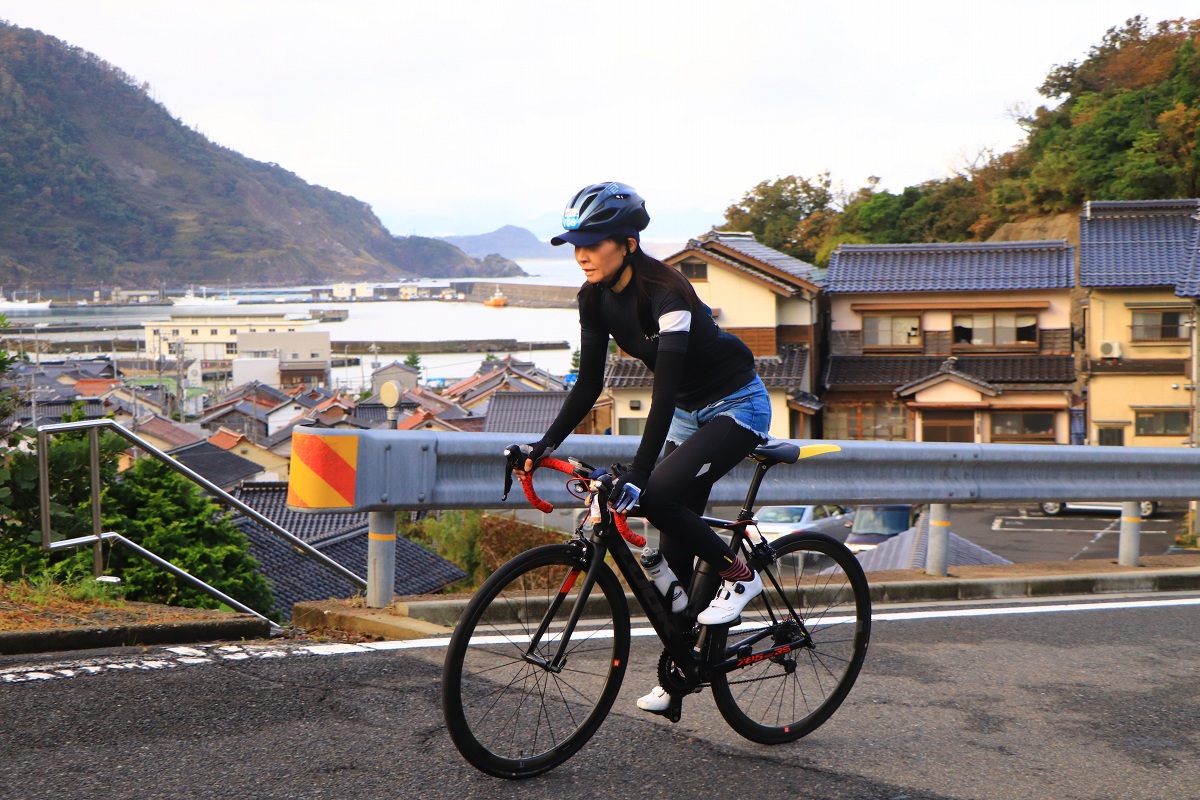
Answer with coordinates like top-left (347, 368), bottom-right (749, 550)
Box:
top-left (605, 345), bottom-right (809, 389)
top-left (694, 231), bottom-right (823, 288)
top-left (1077, 199), bottom-right (1200, 293)
top-left (232, 482), bottom-right (465, 619)
top-left (483, 391), bottom-right (569, 433)
top-left (166, 441), bottom-right (264, 488)
top-left (824, 355), bottom-right (1076, 389)
top-left (895, 357), bottom-right (1000, 396)
top-left (827, 240), bottom-right (1075, 293)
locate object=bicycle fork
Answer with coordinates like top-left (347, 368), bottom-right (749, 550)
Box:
top-left (521, 539), bottom-right (605, 673)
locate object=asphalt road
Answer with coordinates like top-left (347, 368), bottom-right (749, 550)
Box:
top-left (3, 590), bottom-right (1199, 800)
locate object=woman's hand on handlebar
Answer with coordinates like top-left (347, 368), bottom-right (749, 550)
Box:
top-left (512, 441), bottom-right (554, 475)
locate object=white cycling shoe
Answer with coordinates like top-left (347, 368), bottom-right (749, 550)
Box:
top-left (696, 572), bottom-right (762, 626)
top-left (636, 685), bottom-right (671, 713)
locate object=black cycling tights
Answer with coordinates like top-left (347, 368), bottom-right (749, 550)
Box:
top-left (638, 414), bottom-right (764, 589)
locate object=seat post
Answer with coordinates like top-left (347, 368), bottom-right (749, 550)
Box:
top-left (736, 461), bottom-right (771, 521)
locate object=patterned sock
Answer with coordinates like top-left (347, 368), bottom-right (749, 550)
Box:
top-left (719, 556), bottom-right (752, 583)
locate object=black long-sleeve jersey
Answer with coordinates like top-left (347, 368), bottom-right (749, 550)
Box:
top-left (542, 279), bottom-right (756, 475)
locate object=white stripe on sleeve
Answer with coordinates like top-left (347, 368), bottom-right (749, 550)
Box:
top-left (658, 310), bottom-right (692, 334)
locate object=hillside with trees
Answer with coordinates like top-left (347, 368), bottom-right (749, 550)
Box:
top-left (721, 16), bottom-right (1200, 264)
top-left (0, 22), bottom-right (524, 290)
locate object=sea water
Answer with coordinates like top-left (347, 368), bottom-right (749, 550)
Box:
top-left (10, 258), bottom-right (591, 386)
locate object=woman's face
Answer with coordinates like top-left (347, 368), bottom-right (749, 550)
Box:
top-left (575, 237), bottom-right (637, 284)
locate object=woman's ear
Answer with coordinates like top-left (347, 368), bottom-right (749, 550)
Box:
top-left (625, 237), bottom-right (639, 254)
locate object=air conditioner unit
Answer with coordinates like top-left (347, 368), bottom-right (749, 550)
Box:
top-left (1099, 340), bottom-right (1122, 359)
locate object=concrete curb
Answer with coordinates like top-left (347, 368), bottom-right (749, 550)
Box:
top-left (295, 567), bottom-right (1200, 640)
top-left (0, 615), bottom-right (272, 657)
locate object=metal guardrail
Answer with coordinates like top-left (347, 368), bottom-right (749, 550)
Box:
top-left (287, 429), bottom-right (1194, 606)
top-left (287, 430), bottom-right (1196, 510)
top-left (36, 419), bottom-right (368, 628)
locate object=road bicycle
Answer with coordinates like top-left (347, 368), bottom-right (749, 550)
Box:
top-left (441, 441), bottom-right (872, 779)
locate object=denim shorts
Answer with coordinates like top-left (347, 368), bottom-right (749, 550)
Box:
top-left (667, 376), bottom-right (772, 445)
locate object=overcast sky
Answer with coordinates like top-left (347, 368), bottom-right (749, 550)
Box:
top-left (2, 1), bottom-right (1196, 242)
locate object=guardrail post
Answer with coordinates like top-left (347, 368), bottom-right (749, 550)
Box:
top-left (368, 510), bottom-right (396, 607)
top-left (926, 504), bottom-right (951, 577)
top-left (1118, 501), bottom-right (1141, 567)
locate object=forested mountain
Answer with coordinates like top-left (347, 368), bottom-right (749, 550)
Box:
top-left (0, 22), bottom-right (524, 290)
top-left (722, 16), bottom-right (1200, 265)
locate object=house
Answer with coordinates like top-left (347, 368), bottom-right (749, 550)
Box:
top-left (208, 426), bottom-right (291, 481)
top-left (602, 230), bottom-right (826, 439)
top-left (441, 357), bottom-right (567, 415)
top-left (824, 240), bottom-right (1077, 443)
top-left (1078, 199), bottom-right (1200, 446)
top-left (370, 361), bottom-right (421, 396)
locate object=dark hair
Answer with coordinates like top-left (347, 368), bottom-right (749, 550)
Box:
top-left (578, 236), bottom-right (700, 337)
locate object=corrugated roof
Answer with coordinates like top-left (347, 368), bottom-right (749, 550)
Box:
top-left (827, 240), bottom-right (1075, 293)
top-left (855, 514), bottom-right (1012, 571)
top-left (1077, 198), bottom-right (1200, 294)
top-left (483, 391), bottom-right (570, 433)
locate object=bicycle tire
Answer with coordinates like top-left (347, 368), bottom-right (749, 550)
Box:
top-left (710, 532), bottom-right (871, 744)
top-left (441, 543), bottom-right (631, 778)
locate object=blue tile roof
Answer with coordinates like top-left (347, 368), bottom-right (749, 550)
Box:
top-left (1077, 199), bottom-right (1200, 295)
top-left (827, 241), bottom-right (1075, 293)
top-left (695, 231), bottom-right (824, 288)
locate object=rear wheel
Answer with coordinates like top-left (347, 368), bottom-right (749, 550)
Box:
top-left (1139, 500), bottom-right (1158, 518)
top-left (442, 544), bottom-right (630, 778)
top-left (1040, 501), bottom-right (1065, 516)
top-left (710, 532), bottom-right (871, 744)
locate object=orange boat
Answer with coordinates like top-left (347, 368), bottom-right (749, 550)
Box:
top-left (483, 289), bottom-right (507, 307)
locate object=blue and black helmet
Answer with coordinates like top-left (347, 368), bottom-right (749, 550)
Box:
top-left (551, 182), bottom-right (650, 246)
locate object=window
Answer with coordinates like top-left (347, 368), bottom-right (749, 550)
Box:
top-left (1135, 410), bottom-right (1190, 436)
top-left (991, 411), bottom-right (1056, 442)
top-left (1097, 428), bottom-right (1125, 446)
top-left (230, 328), bottom-right (238, 335)
top-left (171, 329), bottom-right (179, 336)
top-left (922, 410), bottom-right (975, 442)
top-left (953, 313), bottom-right (1037, 347)
top-left (211, 329), bottom-right (218, 335)
top-left (191, 329), bottom-right (199, 336)
top-left (824, 401), bottom-right (911, 440)
top-left (862, 315), bottom-right (920, 348)
top-left (152, 328), bottom-right (160, 336)
top-left (1131, 310), bottom-right (1187, 341)
top-left (679, 260), bottom-right (707, 281)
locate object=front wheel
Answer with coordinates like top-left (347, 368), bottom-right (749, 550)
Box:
top-left (710, 532), bottom-right (871, 744)
top-left (441, 544), bottom-right (631, 779)
top-left (1040, 501), bottom-right (1065, 516)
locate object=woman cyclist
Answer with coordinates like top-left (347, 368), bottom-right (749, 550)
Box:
top-left (519, 181), bottom-right (772, 714)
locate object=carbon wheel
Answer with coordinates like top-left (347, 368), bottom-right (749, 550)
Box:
top-left (710, 532), bottom-right (871, 744)
top-left (442, 544), bottom-right (630, 778)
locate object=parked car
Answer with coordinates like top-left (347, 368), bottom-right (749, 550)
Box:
top-left (843, 504), bottom-right (920, 553)
top-left (1037, 500), bottom-right (1159, 517)
top-left (753, 504), bottom-right (855, 543)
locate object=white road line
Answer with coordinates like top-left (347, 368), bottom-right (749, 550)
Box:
top-left (990, 516), bottom-right (1168, 534)
top-left (4, 594), bottom-right (1199, 684)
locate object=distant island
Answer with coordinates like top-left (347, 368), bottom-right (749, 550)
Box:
top-left (439, 225), bottom-right (559, 259)
top-left (0, 22), bottom-right (523, 290)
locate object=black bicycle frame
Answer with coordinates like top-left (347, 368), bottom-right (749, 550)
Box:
top-left (524, 454), bottom-right (812, 683)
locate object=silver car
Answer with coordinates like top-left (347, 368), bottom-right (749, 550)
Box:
top-left (752, 504), bottom-right (855, 543)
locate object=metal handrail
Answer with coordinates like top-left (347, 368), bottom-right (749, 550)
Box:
top-left (36, 418), bottom-right (368, 625)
